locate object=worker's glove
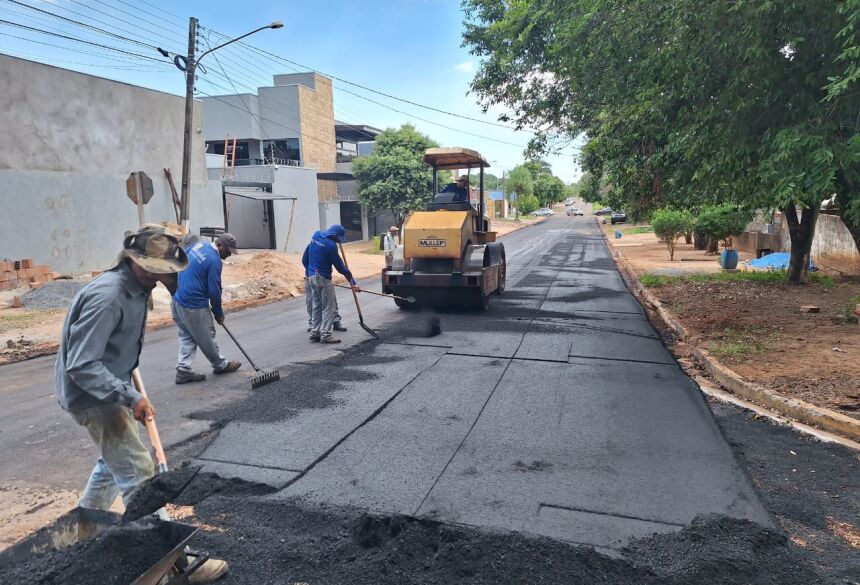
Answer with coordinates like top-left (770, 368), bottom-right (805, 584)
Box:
top-left (133, 397), bottom-right (156, 424)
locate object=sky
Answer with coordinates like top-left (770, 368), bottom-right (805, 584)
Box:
top-left (0, 0), bottom-right (582, 183)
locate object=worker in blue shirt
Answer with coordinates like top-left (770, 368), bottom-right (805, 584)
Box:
top-left (303, 225), bottom-right (360, 343)
top-left (440, 175), bottom-right (471, 201)
top-left (172, 233), bottom-right (241, 384)
top-left (303, 231), bottom-right (347, 334)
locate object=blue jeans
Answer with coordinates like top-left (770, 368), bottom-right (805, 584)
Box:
top-left (172, 302), bottom-right (229, 372)
top-left (71, 403), bottom-right (154, 510)
top-left (308, 274), bottom-right (337, 337)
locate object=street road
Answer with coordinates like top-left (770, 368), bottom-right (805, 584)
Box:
top-left (0, 215), bottom-right (769, 552)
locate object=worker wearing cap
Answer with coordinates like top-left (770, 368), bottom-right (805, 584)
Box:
top-left (171, 233), bottom-right (241, 384)
top-left (305, 224), bottom-right (360, 344)
top-left (441, 175), bottom-right (471, 202)
top-left (383, 225), bottom-right (399, 268)
top-left (303, 230), bottom-right (347, 333)
top-left (55, 225), bottom-right (230, 583)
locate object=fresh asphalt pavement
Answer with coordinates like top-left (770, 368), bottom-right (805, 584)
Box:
top-left (0, 215), bottom-right (769, 552)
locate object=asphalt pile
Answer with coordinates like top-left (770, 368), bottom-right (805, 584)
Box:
top-left (122, 466), bottom-right (201, 522)
top-left (0, 523), bottom-right (175, 585)
top-left (182, 493), bottom-right (834, 585)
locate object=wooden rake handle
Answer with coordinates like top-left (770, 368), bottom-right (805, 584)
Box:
top-left (131, 368), bottom-right (168, 472)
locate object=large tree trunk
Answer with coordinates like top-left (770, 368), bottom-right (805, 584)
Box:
top-left (782, 204), bottom-right (820, 284)
top-left (693, 230), bottom-right (708, 250)
top-left (834, 173), bottom-right (860, 255)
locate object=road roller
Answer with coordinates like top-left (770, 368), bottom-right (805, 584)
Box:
top-left (382, 147), bottom-right (506, 310)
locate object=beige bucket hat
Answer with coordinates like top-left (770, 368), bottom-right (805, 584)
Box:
top-left (108, 224), bottom-right (189, 274)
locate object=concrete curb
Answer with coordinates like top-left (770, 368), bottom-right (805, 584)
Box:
top-left (600, 223), bottom-right (860, 442)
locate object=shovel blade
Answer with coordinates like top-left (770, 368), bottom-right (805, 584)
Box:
top-left (122, 465), bottom-right (202, 523)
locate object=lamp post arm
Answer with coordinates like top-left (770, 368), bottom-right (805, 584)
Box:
top-left (197, 25), bottom-right (273, 63)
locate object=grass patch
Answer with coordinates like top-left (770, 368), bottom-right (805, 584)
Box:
top-left (640, 270), bottom-right (834, 288)
top-left (0, 311), bottom-right (46, 335)
top-left (708, 326), bottom-right (778, 357)
top-left (620, 225), bottom-right (653, 234)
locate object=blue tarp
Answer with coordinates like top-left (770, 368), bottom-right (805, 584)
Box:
top-left (747, 252), bottom-right (817, 271)
top-left (488, 191), bottom-right (505, 201)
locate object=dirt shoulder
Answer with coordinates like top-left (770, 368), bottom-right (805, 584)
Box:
top-left (603, 223), bottom-right (860, 418)
top-left (0, 240), bottom-right (384, 366)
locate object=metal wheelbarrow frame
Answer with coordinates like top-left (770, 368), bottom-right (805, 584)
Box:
top-left (0, 507), bottom-right (207, 585)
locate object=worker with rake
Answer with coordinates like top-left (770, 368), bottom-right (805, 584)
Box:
top-left (56, 225), bottom-right (229, 583)
top-left (303, 225), bottom-right (360, 344)
top-left (303, 231), bottom-right (348, 334)
top-left (172, 233), bottom-right (242, 384)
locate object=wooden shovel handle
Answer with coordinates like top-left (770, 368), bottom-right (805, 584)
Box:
top-left (338, 243), bottom-right (363, 319)
top-left (131, 368), bottom-right (168, 470)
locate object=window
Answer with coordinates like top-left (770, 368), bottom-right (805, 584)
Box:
top-left (264, 139), bottom-right (300, 163)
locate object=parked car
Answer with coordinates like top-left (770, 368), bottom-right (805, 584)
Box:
top-left (595, 207), bottom-right (613, 216)
top-left (531, 208), bottom-right (555, 216)
top-left (610, 210), bottom-right (628, 224)
top-left (567, 207), bottom-right (584, 216)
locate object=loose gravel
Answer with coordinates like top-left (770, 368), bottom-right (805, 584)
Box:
top-left (20, 281), bottom-right (85, 310)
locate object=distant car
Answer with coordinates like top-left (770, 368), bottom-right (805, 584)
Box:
top-left (564, 198), bottom-right (574, 206)
top-left (567, 207), bottom-right (584, 216)
top-left (610, 210), bottom-right (628, 224)
top-left (595, 207), bottom-right (613, 216)
top-left (531, 208), bottom-right (555, 216)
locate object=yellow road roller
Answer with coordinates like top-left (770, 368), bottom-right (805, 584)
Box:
top-left (382, 147), bottom-right (506, 310)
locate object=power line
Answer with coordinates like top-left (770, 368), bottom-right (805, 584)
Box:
top-left (0, 18), bottom-right (165, 61)
top-left (206, 27), bottom-right (528, 132)
top-left (4, 0), bottom-right (157, 50)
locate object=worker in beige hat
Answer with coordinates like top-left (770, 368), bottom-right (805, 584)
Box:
top-left (55, 225), bottom-right (229, 583)
top-left (383, 225), bottom-right (400, 268)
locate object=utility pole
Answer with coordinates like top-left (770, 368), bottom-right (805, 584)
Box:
top-left (179, 16), bottom-right (198, 228)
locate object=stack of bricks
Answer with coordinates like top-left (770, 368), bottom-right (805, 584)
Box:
top-left (0, 259), bottom-right (55, 291)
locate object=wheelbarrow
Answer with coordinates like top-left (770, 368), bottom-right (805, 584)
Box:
top-left (0, 507), bottom-right (208, 585)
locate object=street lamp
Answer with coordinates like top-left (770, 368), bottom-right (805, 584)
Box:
top-left (165, 19), bottom-right (283, 228)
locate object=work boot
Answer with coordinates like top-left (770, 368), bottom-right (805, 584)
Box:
top-left (213, 361), bottom-right (241, 375)
top-left (309, 333), bottom-right (321, 342)
top-left (188, 557), bottom-right (229, 583)
top-left (333, 322), bottom-right (348, 332)
top-left (322, 336), bottom-right (341, 344)
top-left (175, 370), bottom-right (206, 384)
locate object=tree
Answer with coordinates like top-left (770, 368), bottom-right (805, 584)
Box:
top-left (505, 164), bottom-right (534, 210)
top-left (463, 0), bottom-right (860, 283)
top-left (651, 209), bottom-right (693, 261)
top-left (695, 205), bottom-right (753, 252)
top-left (533, 173), bottom-right (565, 207)
top-left (352, 125), bottom-right (439, 229)
top-left (468, 172), bottom-right (499, 190)
top-left (517, 194), bottom-right (540, 215)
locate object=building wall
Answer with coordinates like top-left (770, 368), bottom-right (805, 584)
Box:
top-left (200, 93), bottom-right (262, 142)
top-left (0, 55), bottom-right (219, 274)
top-left (737, 211), bottom-right (859, 266)
top-left (257, 85), bottom-right (301, 141)
top-left (295, 74), bottom-right (337, 202)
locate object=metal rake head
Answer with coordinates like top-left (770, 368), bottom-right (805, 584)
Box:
top-left (251, 370), bottom-right (281, 389)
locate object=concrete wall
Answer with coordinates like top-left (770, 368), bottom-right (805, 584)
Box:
top-left (257, 85), bottom-right (302, 140)
top-left (200, 93), bottom-right (262, 141)
top-left (737, 211), bottom-right (859, 266)
top-left (226, 165), bottom-right (320, 253)
top-left (0, 55), bottom-right (219, 274)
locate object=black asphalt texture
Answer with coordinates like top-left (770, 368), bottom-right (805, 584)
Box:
top-left (4, 216), bottom-right (857, 583)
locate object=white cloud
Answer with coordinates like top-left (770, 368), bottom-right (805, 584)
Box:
top-left (454, 61), bottom-right (475, 74)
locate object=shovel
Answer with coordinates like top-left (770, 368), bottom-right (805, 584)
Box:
top-left (220, 322), bottom-right (281, 388)
top-left (333, 283), bottom-right (415, 304)
top-left (337, 243), bottom-right (379, 338)
top-left (122, 369), bottom-right (202, 522)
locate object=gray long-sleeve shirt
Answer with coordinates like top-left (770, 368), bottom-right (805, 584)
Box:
top-left (55, 263), bottom-right (148, 413)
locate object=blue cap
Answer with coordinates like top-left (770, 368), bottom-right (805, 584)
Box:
top-left (323, 224), bottom-right (347, 243)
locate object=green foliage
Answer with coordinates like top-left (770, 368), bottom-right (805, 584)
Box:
top-left (621, 226), bottom-right (654, 235)
top-left (517, 194), bottom-right (540, 215)
top-left (639, 271), bottom-right (834, 288)
top-left (463, 0), bottom-right (860, 278)
top-left (650, 209), bottom-right (693, 260)
top-left (694, 205), bottom-right (753, 250)
top-left (533, 173), bottom-right (566, 207)
top-left (505, 165), bottom-right (534, 201)
top-left (352, 124), bottom-right (439, 227)
top-left (468, 172), bottom-right (499, 190)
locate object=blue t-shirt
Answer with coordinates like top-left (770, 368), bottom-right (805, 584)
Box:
top-left (174, 242), bottom-right (224, 317)
top-left (441, 183), bottom-right (469, 201)
top-left (302, 232), bottom-right (355, 283)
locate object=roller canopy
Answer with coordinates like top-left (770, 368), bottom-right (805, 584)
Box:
top-left (423, 147), bottom-right (490, 170)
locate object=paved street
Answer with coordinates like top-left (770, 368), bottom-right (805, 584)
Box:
top-left (0, 216), bottom-right (769, 552)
